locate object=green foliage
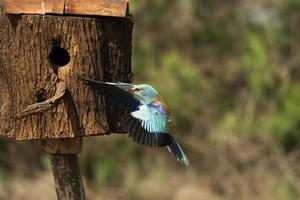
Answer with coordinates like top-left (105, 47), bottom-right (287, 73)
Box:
top-left (132, 0), bottom-right (300, 151)
top-left (0, 167), bottom-right (6, 185)
top-left (267, 85), bottom-right (300, 150)
top-left (242, 29), bottom-right (272, 96)
top-left (273, 177), bottom-right (298, 200)
top-left (40, 154), bottom-right (51, 170)
top-left (94, 157), bottom-right (117, 187)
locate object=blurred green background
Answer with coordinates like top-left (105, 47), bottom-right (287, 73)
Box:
top-left (1, 0), bottom-right (300, 199)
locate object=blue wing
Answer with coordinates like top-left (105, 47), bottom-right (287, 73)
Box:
top-left (78, 76), bottom-right (141, 111)
top-left (122, 105), bottom-right (173, 147)
top-left (131, 105), bottom-right (167, 133)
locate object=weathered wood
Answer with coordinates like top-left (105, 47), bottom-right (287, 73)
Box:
top-left (50, 153), bottom-right (85, 200)
top-left (41, 138), bottom-right (82, 154)
top-left (0, 14), bottom-right (133, 140)
top-left (3, 0), bottom-right (65, 14)
top-left (65, 0), bottom-right (129, 17)
top-left (3, 0), bottom-right (129, 17)
top-left (43, 138), bottom-right (84, 199)
top-left (16, 80), bottom-right (66, 119)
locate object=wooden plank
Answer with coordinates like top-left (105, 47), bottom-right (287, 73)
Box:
top-left (3, 0), bottom-right (129, 17)
top-left (3, 0), bottom-right (65, 14)
top-left (65, 0), bottom-right (128, 17)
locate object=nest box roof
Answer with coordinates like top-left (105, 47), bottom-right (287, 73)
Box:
top-left (3, 0), bottom-right (129, 17)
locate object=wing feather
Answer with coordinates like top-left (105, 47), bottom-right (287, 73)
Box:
top-left (121, 115), bottom-right (173, 147)
top-left (79, 76), bottom-right (141, 111)
top-left (121, 103), bottom-right (173, 147)
top-left (130, 105), bottom-right (167, 133)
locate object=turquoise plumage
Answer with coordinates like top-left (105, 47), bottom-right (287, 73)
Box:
top-left (79, 76), bottom-right (189, 166)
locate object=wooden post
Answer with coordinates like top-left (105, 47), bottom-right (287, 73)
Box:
top-left (50, 153), bottom-right (85, 200)
top-left (42, 138), bottom-right (85, 200)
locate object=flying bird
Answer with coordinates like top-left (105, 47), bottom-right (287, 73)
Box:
top-left (79, 76), bottom-right (189, 166)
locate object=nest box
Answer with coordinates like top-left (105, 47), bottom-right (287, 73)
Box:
top-left (0, 0), bottom-right (133, 143)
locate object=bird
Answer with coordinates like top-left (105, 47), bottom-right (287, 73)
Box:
top-left (78, 76), bottom-right (189, 166)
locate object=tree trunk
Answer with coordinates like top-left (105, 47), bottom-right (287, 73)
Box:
top-left (0, 14), bottom-right (133, 140)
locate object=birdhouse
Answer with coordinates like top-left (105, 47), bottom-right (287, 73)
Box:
top-left (0, 0), bottom-right (132, 141)
top-left (0, 0), bottom-right (133, 199)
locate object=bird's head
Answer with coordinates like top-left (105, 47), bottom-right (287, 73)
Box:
top-left (133, 84), bottom-right (158, 104)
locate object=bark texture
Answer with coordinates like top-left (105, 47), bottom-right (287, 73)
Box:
top-left (0, 14), bottom-right (133, 140)
top-left (50, 153), bottom-right (85, 200)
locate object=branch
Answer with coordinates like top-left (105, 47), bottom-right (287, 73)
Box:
top-left (16, 81), bottom-right (67, 119)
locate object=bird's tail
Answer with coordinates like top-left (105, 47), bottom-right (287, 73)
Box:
top-left (167, 140), bottom-right (189, 166)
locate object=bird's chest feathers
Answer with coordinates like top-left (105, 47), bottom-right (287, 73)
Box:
top-left (153, 96), bottom-right (169, 113)
top-left (137, 103), bottom-right (167, 117)
top-left (148, 103), bottom-right (167, 116)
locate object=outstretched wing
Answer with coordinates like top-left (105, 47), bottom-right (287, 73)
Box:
top-left (131, 105), bottom-right (168, 132)
top-left (78, 76), bottom-right (141, 111)
top-left (122, 105), bottom-right (174, 147)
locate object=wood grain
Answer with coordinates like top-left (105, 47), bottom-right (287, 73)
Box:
top-left (50, 153), bottom-right (86, 200)
top-left (16, 80), bottom-right (66, 119)
top-left (65, 0), bottom-right (128, 17)
top-left (0, 14), bottom-right (133, 140)
top-left (3, 0), bottom-right (129, 17)
top-left (3, 0), bottom-right (65, 14)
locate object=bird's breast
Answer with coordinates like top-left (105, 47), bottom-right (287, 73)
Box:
top-left (153, 95), bottom-right (169, 113)
top-left (147, 103), bottom-right (166, 116)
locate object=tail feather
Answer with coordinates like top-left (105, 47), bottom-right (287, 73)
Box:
top-left (167, 140), bottom-right (189, 166)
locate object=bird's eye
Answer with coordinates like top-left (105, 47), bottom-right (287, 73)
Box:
top-left (134, 88), bottom-right (141, 92)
